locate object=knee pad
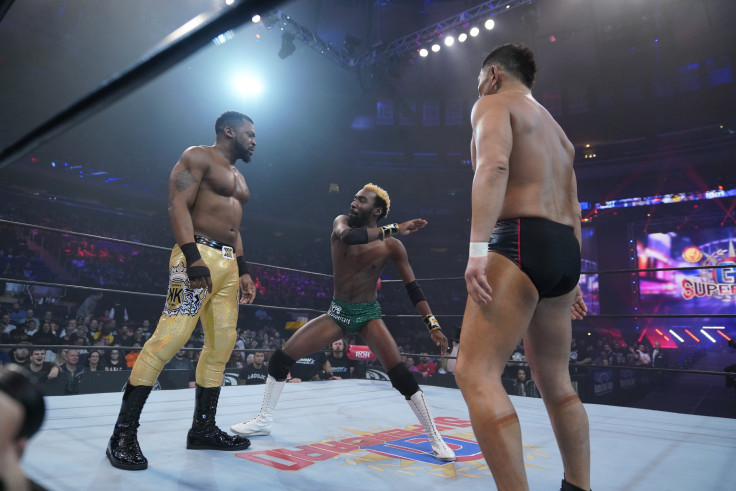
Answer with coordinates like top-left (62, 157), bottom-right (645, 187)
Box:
top-left (387, 363), bottom-right (419, 399)
top-left (268, 348), bottom-right (295, 381)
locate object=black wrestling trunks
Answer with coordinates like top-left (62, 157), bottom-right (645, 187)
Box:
top-left (488, 217), bottom-right (581, 298)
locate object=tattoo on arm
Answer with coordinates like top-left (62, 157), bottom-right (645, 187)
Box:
top-left (174, 168), bottom-right (197, 192)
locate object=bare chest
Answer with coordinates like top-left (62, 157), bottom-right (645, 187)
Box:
top-left (204, 165), bottom-right (250, 204)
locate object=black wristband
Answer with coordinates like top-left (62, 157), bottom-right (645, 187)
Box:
top-left (379, 223), bottom-right (399, 240)
top-left (187, 265), bottom-right (210, 281)
top-left (180, 242), bottom-right (201, 266)
top-left (237, 256), bottom-right (249, 276)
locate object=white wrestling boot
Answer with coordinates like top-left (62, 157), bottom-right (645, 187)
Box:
top-left (230, 375), bottom-right (285, 436)
top-left (407, 391), bottom-right (456, 462)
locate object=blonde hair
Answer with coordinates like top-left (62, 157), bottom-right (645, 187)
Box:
top-left (363, 183), bottom-right (390, 219)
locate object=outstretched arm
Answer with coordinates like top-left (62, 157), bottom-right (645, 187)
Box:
top-left (390, 239), bottom-right (449, 356)
top-left (332, 215), bottom-right (428, 245)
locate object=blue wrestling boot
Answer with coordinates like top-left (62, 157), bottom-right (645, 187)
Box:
top-left (186, 385), bottom-right (251, 451)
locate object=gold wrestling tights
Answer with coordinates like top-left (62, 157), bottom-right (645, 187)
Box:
top-left (130, 243), bottom-right (238, 388)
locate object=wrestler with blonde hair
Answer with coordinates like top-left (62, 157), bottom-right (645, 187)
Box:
top-left (231, 184), bottom-right (456, 462)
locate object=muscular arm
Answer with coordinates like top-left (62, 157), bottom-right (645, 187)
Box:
top-left (465, 96), bottom-right (513, 305)
top-left (333, 215), bottom-right (428, 245)
top-left (469, 96), bottom-right (513, 243)
top-left (167, 147), bottom-right (209, 249)
top-left (390, 240), bottom-right (449, 355)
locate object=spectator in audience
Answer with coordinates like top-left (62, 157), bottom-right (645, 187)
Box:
top-left (9, 345), bottom-right (30, 366)
top-left (238, 351), bottom-right (268, 385)
top-left (234, 329), bottom-right (248, 363)
top-left (84, 350), bottom-right (105, 372)
top-left (1, 313), bottom-right (16, 338)
top-left (108, 298), bottom-right (129, 325)
top-left (403, 355), bottom-right (418, 372)
top-left (41, 310), bottom-right (55, 326)
top-left (92, 322), bottom-right (115, 346)
top-left (132, 326), bottom-right (148, 345)
top-left (76, 292), bottom-right (103, 320)
top-left (226, 351), bottom-right (244, 371)
top-left (326, 339), bottom-right (353, 379)
top-left (58, 319), bottom-right (78, 345)
top-left (20, 310), bottom-right (40, 330)
top-left (512, 368), bottom-right (530, 397)
top-left (595, 343), bottom-right (614, 366)
top-left (164, 348), bottom-right (195, 371)
top-left (58, 348), bottom-right (85, 394)
top-left (26, 348), bottom-right (60, 385)
top-left (116, 325), bottom-right (134, 347)
top-left (53, 349), bottom-right (68, 368)
top-left (415, 353), bottom-right (437, 378)
top-left (287, 351), bottom-right (329, 383)
top-left (22, 320), bottom-right (38, 338)
top-left (106, 348), bottom-right (125, 371)
top-left (650, 341), bottom-right (666, 367)
top-left (9, 302), bottom-right (25, 325)
top-left (630, 343), bottom-right (651, 367)
top-left (31, 322), bottom-right (58, 348)
top-left (124, 343), bottom-right (141, 368)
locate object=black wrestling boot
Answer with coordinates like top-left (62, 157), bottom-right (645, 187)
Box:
top-left (186, 385), bottom-right (251, 451)
top-left (106, 383), bottom-right (153, 470)
top-left (561, 478), bottom-right (591, 491)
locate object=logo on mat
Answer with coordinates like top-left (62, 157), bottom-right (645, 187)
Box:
top-left (235, 417), bottom-right (550, 479)
top-left (163, 262), bottom-right (206, 316)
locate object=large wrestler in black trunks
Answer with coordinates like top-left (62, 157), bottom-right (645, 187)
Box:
top-left (455, 44), bottom-right (591, 491)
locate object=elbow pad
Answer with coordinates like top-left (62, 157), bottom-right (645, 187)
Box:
top-left (339, 227), bottom-right (369, 245)
top-left (405, 281), bottom-right (427, 306)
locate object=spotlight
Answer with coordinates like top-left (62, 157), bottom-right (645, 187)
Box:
top-left (431, 44), bottom-right (441, 52)
top-left (458, 33), bottom-right (468, 43)
top-left (419, 48), bottom-right (429, 57)
top-left (485, 19), bottom-right (495, 30)
top-left (278, 31), bottom-right (296, 59)
top-left (470, 27), bottom-right (480, 37)
top-left (444, 36), bottom-right (454, 47)
top-left (225, 0), bottom-right (235, 5)
top-left (251, 14), bottom-right (261, 23)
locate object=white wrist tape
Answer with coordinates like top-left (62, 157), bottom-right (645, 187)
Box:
top-left (469, 242), bottom-right (488, 258)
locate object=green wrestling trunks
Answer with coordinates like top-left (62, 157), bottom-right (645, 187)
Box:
top-left (327, 298), bottom-right (382, 334)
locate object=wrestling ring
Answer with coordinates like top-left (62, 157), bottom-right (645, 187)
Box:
top-left (1, 2), bottom-right (735, 490)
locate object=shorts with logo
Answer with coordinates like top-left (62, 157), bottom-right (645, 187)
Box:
top-left (327, 298), bottom-right (382, 334)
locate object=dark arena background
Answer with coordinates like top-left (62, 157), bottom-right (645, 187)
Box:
top-left (1, 1), bottom-right (735, 490)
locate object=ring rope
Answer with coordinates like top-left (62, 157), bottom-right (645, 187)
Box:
top-left (0, 218), bottom-right (333, 277)
top-left (2, 278), bottom-right (734, 319)
top-left (2, 217), bottom-right (731, 279)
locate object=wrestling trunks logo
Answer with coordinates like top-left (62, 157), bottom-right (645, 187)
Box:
top-left (328, 303), bottom-right (351, 325)
top-left (163, 262), bottom-right (206, 316)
